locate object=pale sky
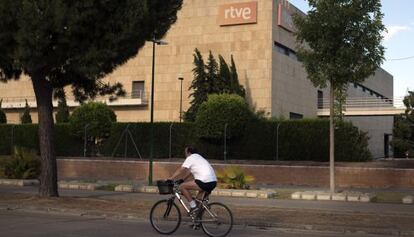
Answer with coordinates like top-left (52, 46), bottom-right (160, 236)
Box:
top-left (287, 0), bottom-right (413, 98)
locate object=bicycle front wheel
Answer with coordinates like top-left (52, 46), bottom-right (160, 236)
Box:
top-left (150, 199), bottom-right (181, 235)
top-left (200, 202), bottom-right (233, 237)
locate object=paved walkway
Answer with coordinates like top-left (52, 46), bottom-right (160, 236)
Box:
top-left (1, 185), bottom-right (414, 236)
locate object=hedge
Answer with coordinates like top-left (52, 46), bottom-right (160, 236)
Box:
top-left (0, 119), bottom-right (371, 162)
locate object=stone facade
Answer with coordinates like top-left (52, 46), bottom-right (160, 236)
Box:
top-left (0, 0), bottom-right (394, 157)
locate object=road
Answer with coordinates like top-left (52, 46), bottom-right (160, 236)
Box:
top-left (0, 210), bottom-right (388, 237)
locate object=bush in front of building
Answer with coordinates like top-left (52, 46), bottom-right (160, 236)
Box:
top-left (0, 120), bottom-right (372, 162)
top-left (0, 99), bottom-right (6, 124)
top-left (195, 94), bottom-right (254, 140)
top-left (21, 99), bottom-right (32, 124)
top-left (55, 97), bottom-right (70, 123)
top-left (4, 146), bottom-right (41, 179)
top-left (69, 102), bottom-right (116, 156)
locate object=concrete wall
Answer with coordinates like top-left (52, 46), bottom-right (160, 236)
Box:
top-left (57, 159), bottom-right (414, 189)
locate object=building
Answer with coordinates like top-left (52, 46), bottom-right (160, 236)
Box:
top-left (0, 0), bottom-right (394, 158)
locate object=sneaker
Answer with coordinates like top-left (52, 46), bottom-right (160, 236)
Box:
top-left (189, 206), bottom-right (200, 215)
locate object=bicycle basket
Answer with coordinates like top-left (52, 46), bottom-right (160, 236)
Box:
top-left (157, 180), bottom-right (174, 194)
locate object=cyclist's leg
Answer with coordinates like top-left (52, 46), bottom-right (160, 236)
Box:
top-left (196, 190), bottom-right (205, 200)
top-left (179, 180), bottom-right (202, 202)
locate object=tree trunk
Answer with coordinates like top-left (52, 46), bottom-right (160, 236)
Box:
top-left (31, 73), bottom-right (59, 197)
top-left (329, 82), bottom-right (335, 194)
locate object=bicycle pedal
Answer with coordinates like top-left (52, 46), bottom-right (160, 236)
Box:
top-left (192, 224), bottom-right (201, 230)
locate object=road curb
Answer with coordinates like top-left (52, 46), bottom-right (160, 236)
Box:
top-left (113, 184), bottom-right (277, 199)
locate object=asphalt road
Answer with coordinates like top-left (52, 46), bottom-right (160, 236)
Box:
top-left (0, 210), bottom-right (389, 237)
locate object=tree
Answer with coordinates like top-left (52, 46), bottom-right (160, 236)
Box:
top-left (293, 0), bottom-right (385, 193)
top-left (229, 55), bottom-right (245, 98)
top-left (185, 48), bottom-right (208, 122)
top-left (55, 89), bottom-right (70, 124)
top-left (392, 91), bottom-right (414, 157)
top-left (21, 99), bottom-right (32, 124)
top-left (205, 51), bottom-right (220, 94)
top-left (185, 49), bottom-right (246, 121)
top-left (0, 99), bottom-right (6, 124)
top-left (195, 94), bottom-right (254, 140)
top-left (0, 0), bottom-right (183, 196)
top-left (69, 102), bottom-right (116, 156)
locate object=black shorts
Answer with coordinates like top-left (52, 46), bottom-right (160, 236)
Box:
top-left (195, 179), bottom-right (217, 193)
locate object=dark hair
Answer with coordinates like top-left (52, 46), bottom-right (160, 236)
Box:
top-left (185, 146), bottom-right (198, 154)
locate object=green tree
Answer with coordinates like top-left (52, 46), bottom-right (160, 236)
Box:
top-left (185, 50), bottom-right (246, 121)
top-left (21, 99), bottom-right (32, 124)
top-left (69, 102), bottom-right (116, 156)
top-left (218, 55), bottom-right (232, 93)
top-left (55, 89), bottom-right (70, 124)
top-left (293, 0), bottom-right (385, 192)
top-left (229, 55), bottom-right (245, 98)
top-left (392, 91), bottom-right (414, 157)
top-left (0, 0), bottom-right (182, 196)
top-left (195, 94), bottom-right (254, 140)
top-left (0, 99), bottom-right (6, 124)
top-left (185, 48), bottom-right (208, 121)
top-left (205, 51), bottom-right (220, 94)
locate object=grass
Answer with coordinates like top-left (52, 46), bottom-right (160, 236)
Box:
top-left (96, 184), bottom-right (117, 191)
top-left (372, 192), bottom-right (408, 204)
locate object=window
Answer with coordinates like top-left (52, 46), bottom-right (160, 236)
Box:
top-left (317, 90), bottom-right (323, 109)
top-left (289, 112), bottom-right (303, 120)
top-left (274, 41), bottom-right (297, 59)
top-left (132, 81), bottom-right (145, 98)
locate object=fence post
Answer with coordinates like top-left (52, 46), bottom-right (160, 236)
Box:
top-left (10, 125), bottom-right (14, 155)
top-left (169, 123), bottom-right (174, 160)
top-left (83, 124), bottom-right (90, 157)
top-left (276, 123), bottom-right (281, 161)
top-left (224, 123), bottom-right (228, 163)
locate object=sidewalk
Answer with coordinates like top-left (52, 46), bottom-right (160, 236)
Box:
top-left (1, 185), bottom-right (414, 236)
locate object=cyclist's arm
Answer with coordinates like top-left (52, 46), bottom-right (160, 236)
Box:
top-left (170, 167), bottom-right (190, 180)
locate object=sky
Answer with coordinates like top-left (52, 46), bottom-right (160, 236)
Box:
top-left (287, 0), bottom-right (413, 98)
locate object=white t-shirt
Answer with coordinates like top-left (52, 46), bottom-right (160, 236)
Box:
top-left (182, 153), bottom-right (217, 183)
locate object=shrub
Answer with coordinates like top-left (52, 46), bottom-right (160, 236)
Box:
top-left (216, 166), bottom-right (254, 189)
top-left (55, 97), bottom-right (70, 123)
top-left (195, 94), bottom-right (253, 140)
top-left (0, 99), bottom-right (6, 124)
top-left (4, 147), bottom-right (41, 179)
top-left (21, 99), bottom-right (32, 124)
top-left (69, 102), bottom-right (116, 156)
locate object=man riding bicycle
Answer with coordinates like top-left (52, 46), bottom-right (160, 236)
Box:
top-left (170, 146), bottom-right (217, 213)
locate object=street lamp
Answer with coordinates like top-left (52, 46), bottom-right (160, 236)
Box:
top-left (178, 75), bottom-right (184, 122)
top-left (149, 37), bottom-right (168, 186)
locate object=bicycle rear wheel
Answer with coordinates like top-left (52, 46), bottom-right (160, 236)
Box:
top-left (150, 199), bottom-right (181, 235)
top-left (200, 202), bottom-right (233, 237)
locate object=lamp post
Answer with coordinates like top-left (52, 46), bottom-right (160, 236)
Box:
top-left (148, 37), bottom-right (168, 186)
top-left (178, 75), bottom-right (184, 122)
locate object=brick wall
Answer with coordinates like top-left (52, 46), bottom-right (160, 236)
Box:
top-left (57, 159), bottom-right (414, 188)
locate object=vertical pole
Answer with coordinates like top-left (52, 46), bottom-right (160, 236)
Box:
top-left (11, 125), bottom-right (14, 155)
top-left (329, 82), bottom-right (335, 194)
top-left (169, 123), bottom-right (173, 160)
top-left (224, 123), bottom-right (228, 163)
top-left (149, 39), bottom-right (156, 185)
top-left (179, 78), bottom-right (183, 122)
top-left (83, 124), bottom-right (89, 157)
top-left (276, 123), bottom-right (281, 161)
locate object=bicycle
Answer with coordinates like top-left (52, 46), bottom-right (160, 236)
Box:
top-left (150, 179), bottom-right (233, 237)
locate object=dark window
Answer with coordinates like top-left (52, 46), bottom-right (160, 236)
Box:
top-left (274, 41), bottom-right (297, 59)
top-left (317, 90), bottom-right (323, 109)
top-left (289, 112), bottom-right (303, 120)
top-left (132, 81), bottom-right (145, 98)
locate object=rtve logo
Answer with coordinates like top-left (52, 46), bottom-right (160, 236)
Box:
top-left (218, 2), bottom-right (257, 26)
